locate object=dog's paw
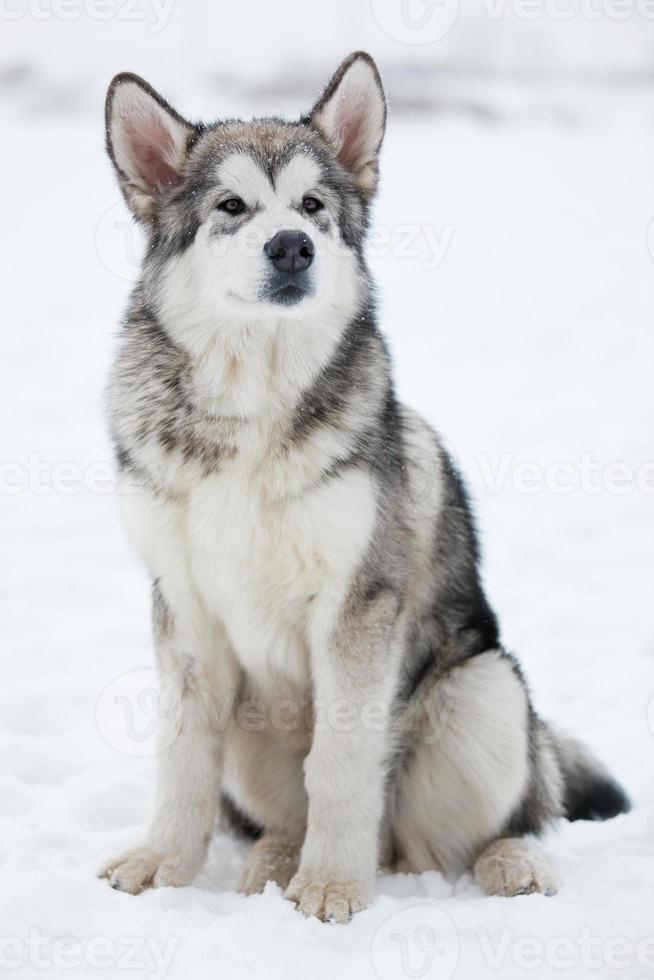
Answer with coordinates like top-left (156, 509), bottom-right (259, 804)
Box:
top-left (239, 837), bottom-right (301, 896)
top-left (99, 846), bottom-right (198, 894)
top-left (474, 838), bottom-right (558, 897)
top-left (285, 871), bottom-right (371, 923)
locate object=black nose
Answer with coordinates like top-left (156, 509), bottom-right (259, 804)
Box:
top-left (264, 230), bottom-right (314, 273)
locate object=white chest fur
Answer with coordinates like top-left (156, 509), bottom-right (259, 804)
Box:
top-left (186, 464), bottom-right (376, 684)
top-left (120, 459), bottom-right (378, 688)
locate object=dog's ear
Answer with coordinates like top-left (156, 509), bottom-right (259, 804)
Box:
top-left (105, 73), bottom-right (197, 221)
top-left (309, 52), bottom-right (386, 196)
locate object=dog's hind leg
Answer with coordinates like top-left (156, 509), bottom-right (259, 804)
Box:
top-left (391, 649), bottom-right (561, 894)
top-left (473, 837), bottom-right (557, 896)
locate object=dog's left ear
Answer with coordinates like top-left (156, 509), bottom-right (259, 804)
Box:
top-left (309, 51), bottom-right (386, 196)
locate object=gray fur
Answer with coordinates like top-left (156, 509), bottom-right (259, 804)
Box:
top-left (101, 52), bottom-right (629, 920)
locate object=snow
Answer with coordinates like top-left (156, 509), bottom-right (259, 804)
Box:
top-left (2, 19), bottom-right (654, 980)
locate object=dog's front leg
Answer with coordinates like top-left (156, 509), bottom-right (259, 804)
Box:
top-left (102, 581), bottom-right (238, 893)
top-left (286, 587), bottom-right (401, 923)
top-left (101, 494), bottom-right (239, 893)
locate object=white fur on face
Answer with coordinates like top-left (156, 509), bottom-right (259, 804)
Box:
top-left (157, 151), bottom-right (362, 354)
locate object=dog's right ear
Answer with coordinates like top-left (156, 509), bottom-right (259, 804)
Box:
top-left (105, 73), bottom-right (197, 221)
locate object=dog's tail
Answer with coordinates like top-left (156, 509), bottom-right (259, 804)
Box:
top-left (555, 734), bottom-right (631, 822)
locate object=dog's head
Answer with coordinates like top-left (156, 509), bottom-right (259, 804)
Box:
top-left (105, 53), bottom-right (386, 329)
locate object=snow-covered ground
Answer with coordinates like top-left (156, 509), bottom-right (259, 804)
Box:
top-left (1, 23), bottom-right (654, 980)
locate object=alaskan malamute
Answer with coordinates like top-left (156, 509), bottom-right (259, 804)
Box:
top-left (100, 52), bottom-right (629, 922)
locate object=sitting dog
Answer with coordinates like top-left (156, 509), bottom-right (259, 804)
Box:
top-left (100, 52), bottom-right (629, 922)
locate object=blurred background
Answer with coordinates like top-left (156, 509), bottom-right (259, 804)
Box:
top-left (4, 0), bottom-right (654, 112)
top-left (1, 3), bottom-right (653, 975)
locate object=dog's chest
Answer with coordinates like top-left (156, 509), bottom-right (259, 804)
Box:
top-left (190, 483), bottom-right (311, 680)
top-left (182, 470), bottom-right (308, 683)
top-left (183, 459), bottom-right (375, 684)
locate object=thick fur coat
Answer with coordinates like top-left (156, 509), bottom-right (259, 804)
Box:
top-left (100, 52), bottom-right (629, 922)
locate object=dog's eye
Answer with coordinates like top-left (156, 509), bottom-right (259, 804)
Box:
top-left (303, 196), bottom-right (324, 213)
top-left (218, 197), bottom-right (245, 215)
